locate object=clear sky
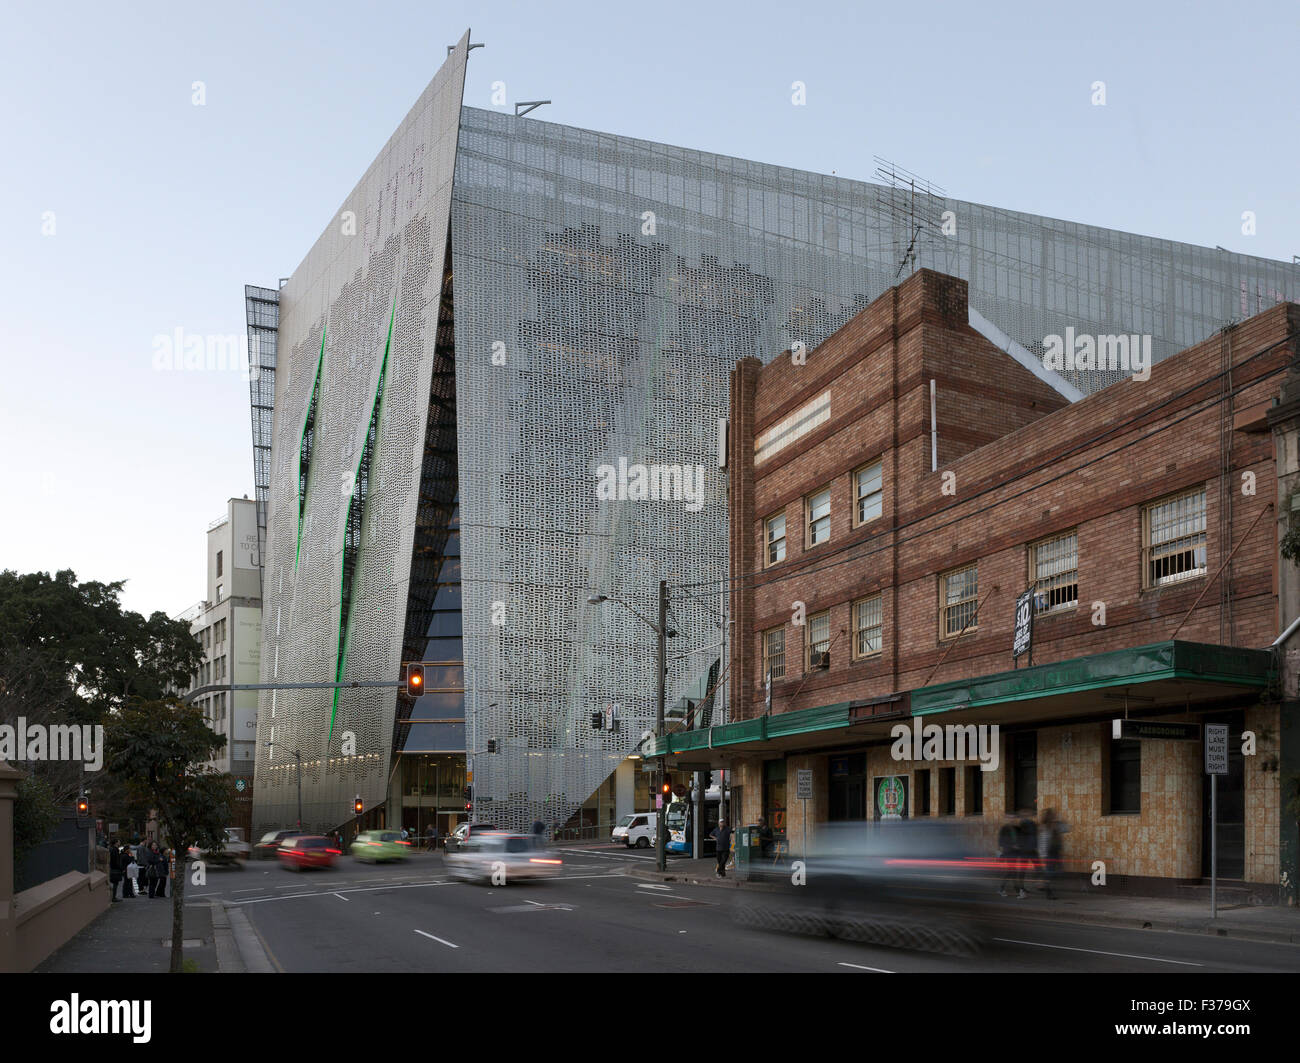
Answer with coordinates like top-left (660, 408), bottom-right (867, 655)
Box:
top-left (2, 0), bottom-right (1296, 618)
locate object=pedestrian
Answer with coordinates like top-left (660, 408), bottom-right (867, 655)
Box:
top-left (997, 814), bottom-right (1023, 898)
top-left (146, 842), bottom-right (162, 898)
top-left (1039, 808), bottom-right (1067, 899)
top-left (530, 819), bottom-right (546, 849)
top-left (425, 824), bottom-right (437, 852)
top-left (1014, 811), bottom-right (1038, 899)
top-left (109, 842), bottom-right (123, 902)
top-left (155, 846), bottom-right (169, 899)
top-left (126, 849), bottom-right (140, 897)
top-left (710, 819), bottom-right (732, 878)
top-left (121, 846), bottom-right (135, 898)
top-left (756, 816), bottom-right (774, 859)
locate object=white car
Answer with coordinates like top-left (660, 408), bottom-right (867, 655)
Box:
top-left (188, 828), bottom-right (250, 867)
top-left (611, 812), bottom-right (657, 849)
top-left (444, 833), bottom-right (563, 884)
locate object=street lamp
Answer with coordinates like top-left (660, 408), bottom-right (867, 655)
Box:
top-left (589, 582), bottom-right (676, 871)
top-left (265, 742), bottom-right (303, 829)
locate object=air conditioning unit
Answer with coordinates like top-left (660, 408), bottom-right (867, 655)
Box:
top-left (815, 651), bottom-right (831, 670)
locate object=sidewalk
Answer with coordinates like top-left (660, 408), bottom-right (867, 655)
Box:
top-left (36, 890), bottom-right (220, 974)
top-left (627, 857), bottom-right (1300, 946)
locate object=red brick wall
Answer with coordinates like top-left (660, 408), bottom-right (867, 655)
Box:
top-left (729, 269), bottom-right (1299, 719)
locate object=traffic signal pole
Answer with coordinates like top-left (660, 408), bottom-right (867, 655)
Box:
top-left (655, 579), bottom-right (668, 872)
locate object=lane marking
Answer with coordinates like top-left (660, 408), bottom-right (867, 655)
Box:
top-left (838, 962), bottom-right (894, 973)
top-left (228, 880), bottom-right (457, 906)
top-left (637, 884), bottom-right (672, 891)
top-left (992, 938), bottom-right (1204, 967)
top-left (333, 893), bottom-right (349, 901)
top-left (414, 929), bottom-right (459, 949)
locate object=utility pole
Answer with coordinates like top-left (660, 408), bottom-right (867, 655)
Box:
top-left (655, 579), bottom-right (669, 872)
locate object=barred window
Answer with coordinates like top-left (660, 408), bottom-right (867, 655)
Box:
top-left (855, 461), bottom-right (883, 525)
top-left (853, 595), bottom-right (882, 657)
top-left (807, 611), bottom-right (830, 669)
top-left (763, 627), bottom-right (785, 681)
top-left (1031, 531), bottom-right (1078, 613)
top-left (766, 513), bottom-right (786, 566)
top-left (940, 565), bottom-right (978, 639)
top-left (807, 488), bottom-right (831, 546)
top-left (1143, 490), bottom-right (1206, 587)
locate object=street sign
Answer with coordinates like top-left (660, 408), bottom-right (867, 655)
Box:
top-left (765, 670), bottom-right (772, 713)
top-left (795, 769), bottom-right (813, 800)
top-left (1205, 724), bottom-right (1229, 775)
top-left (1112, 720), bottom-right (1200, 741)
top-left (1012, 588), bottom-right (1033, 659)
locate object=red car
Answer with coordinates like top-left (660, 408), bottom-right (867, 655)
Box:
top-left (277, 835), bottom-right (340, 871)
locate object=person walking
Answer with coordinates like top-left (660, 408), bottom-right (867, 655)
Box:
top-left (156, 847), bottom-right (170, 899)
top-left (127, 848), bottom-right (141, 898)
top-left (145, 842), bottom-right (162, 898)
top-left (121, 846), bottom-right (135, 898)
top-left (710, 819), bottom-right (732, 878)
top-left (997, 814), bottom-right (1023, 897)
top-left (109, 842), bottom-right (123, 902)
top-left (1014, 812), bottom-right (1037, 899)
top-left (1039, 808), bottom-right (1067, 899)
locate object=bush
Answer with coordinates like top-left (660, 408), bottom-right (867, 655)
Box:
top-left (13, 775), bottom-right (61, 862)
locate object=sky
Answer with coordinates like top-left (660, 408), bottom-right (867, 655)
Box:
top-left (1, 0), bottom-right (1297, 619)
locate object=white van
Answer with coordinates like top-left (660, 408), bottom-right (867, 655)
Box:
top-left (611, 812), bottom-right (657, 849)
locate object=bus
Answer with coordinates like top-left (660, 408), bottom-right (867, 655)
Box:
top-left (665, 786), bottom-right (726, 856)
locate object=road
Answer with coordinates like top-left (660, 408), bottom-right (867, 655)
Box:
top-left (184, 845), bottom-right (1300, 974)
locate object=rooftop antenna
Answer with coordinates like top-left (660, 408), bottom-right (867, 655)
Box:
top-left (873, 157), bottom-right (949, 280)
top-left (447, 42), bottom-right (485, 55)
top-left (515, 100), bottom-right (551, 117)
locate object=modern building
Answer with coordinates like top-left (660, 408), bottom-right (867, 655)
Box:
top-left (653, 267), bottom-right (1300, 897)
top-left (179, 497), bottom-right (262, 835)
top-left (248, 33), bottom-right (1299, 840)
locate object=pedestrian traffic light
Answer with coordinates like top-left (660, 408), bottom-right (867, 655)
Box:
top-left (487, 739), bottom-right (497, 753)
top-left (465, 802), bottom-right (472, 814)
top-left (353, 795), bottom-right (363, 816)
top-left (76, 794), bottom-right (89, 816)
top-left (402, 662), bottom-right (425, 696)
top-left (462, 786), bottom-right (472, 802)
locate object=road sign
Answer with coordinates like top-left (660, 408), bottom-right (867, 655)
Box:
top-left (1205, 724), bottom-right (1228, 775)
top-left (1112, 720), bottom-right (1200, 741)
top-left (795, 769), bottom-right (813, 800)
top-left (1012, 589), bottom-right (1033, 659)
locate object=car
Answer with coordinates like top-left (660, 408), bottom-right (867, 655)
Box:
top-left (350, 829), bottom-right (410, 863)
top-left (444, 832), bottom-right (563, 884)
top-left (611, 812), bottom-right (656, 849)
top-left (188, 827), bottom-right (251, 867)
top-left (277, 835), bottom-right (339, 871)
top-left (442, 822), bottom-right (498, 854)
top-left (254, 829), bottom-right (305, 859)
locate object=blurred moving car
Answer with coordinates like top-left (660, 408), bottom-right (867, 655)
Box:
top-left (254, 829), bottom-right (305, 859)
top-left (443, 822), bottom-right (498, 854)
top-left (444, 832), bottom-right (562, 884)
top-left (351, 829), bottom-right (410, 863)
top-left (188, 827), bottom-right (251, 867)
top-left (276, 834), bottom-right (339, 871)
top-left (611, 812), bottom-right (656, 849)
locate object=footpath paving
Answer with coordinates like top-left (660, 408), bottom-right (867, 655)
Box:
top-left (627, 856), bottom-right (1300, 946)
top-left (36, 889), bottom-right (219, 974)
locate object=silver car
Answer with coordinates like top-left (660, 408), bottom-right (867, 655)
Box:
top-left (444, 832), bottom-right (563, 884)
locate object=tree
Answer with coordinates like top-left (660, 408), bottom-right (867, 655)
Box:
top-left (105, 698), bottom-right (233, 973)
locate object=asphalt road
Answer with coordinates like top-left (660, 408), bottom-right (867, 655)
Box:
top-left (185, 846), bottom-right (1300, 974)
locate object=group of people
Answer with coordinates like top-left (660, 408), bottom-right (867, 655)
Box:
top-left (997, 808), bottom-right (1068, 899)
top-left (108, 841), bottom-right (172, 902)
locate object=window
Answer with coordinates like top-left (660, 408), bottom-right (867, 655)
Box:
top-left (1143, 489), bottom-right (1207, 587)
top-left (853, 595), bottom-right (882, 658)
top-left (806, 488), bottom-right (831, 546)
top-left (806, 611), bottom-right (830, 670)
top-left (1012, 732), bottom-right (1037, 813)
top-left (765, 513), bottom-right (786, 565)
top-left (940, 564), bottom-right (978, 639)
top-left (854, 460), bottom-right (883, 525)
top-left (1109, 738), bottom-right (1141, 813)
top-left (216, 550), bottom-right (223, 577)
top-left (940, 767), bottom-right (956, 816)
top-left (216, 583), bottom-right (223, 602)
top-left (965, 766), bottom-right (983, 816)
top-left (915, 769), bottom-right (931, 816)
top-left (1031, 531), bottom-right (1078, 613)
top-left (763, 627), bottom-right (786, 681)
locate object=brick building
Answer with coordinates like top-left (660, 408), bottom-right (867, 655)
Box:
top-left (656, 268), bottom-right (1300, 898)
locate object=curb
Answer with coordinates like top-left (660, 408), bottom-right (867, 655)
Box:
top-left (220, 901), bottom-right (277, 973)
top-left (211, 902), bottom-right (243, 973)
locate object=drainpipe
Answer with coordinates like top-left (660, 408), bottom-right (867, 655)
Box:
top-left (1270, 612), bottom-right (1300, 649)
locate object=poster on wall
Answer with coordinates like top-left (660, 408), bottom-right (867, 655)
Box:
top-left (874, 775), bottom-right (908, 820)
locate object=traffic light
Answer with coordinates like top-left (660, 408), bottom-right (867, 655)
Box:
top-left (462, 786), bottom-right (472, 802)
top-left (464, 803), bottom-right (472, 814)
top-left (402, 662), bottom-right (425, 696)
top-left (76, 794), bottom-right (89, 816)
top-left (353, 795), bottom-right (363, 816)
top-left (487, 739), bottom-right (497, 753)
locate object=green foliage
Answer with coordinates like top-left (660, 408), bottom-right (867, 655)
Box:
top-left (13, 774), bottom-right (61, 861)
top-left (1282, 526), bottom-right (1300, 565)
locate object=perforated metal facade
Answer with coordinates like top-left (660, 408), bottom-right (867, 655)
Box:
top-left (253, 39), bottom-right (1297, 836)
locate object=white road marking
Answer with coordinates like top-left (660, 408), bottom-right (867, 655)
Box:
top-left (637, 884), bottom-right (672, 890)
top-left (414, 929), bottom-right (459, 949)
top-left (227, 880), bottom-right (457, 906)
top-left (333, 893), bottom-right (349, 901)
top-left (838, 962), bottom-right (894, 973)
top-left (993, 938), bottom-right (1204, 967)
